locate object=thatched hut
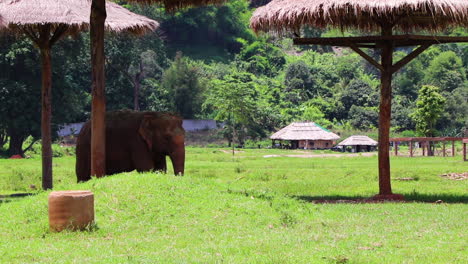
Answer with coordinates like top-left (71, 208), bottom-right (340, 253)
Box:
top-left (338, 135), bottom-right (378, 153)
top-left (271, 122), bottom-right (340, 149)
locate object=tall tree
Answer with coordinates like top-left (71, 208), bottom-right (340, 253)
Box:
top-left (411, 85), bottom-right (446, 155)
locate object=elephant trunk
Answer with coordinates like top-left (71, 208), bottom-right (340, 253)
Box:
top-left (169, 143), bottom-right (185, 176)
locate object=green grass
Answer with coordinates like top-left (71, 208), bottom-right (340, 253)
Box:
top-left (0, 147), bottom-right (467, 263)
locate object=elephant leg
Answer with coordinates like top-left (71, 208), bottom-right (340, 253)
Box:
top-left (131, 153), bottom-right (154, 173)
top-left (154, 153), bottom-right (167, 173)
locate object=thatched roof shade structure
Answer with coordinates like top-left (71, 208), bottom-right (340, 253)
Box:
top-left (250, 0), bottom-right (468, 200)
top-left (271, 122), bottom-right (340, 141)
top-left (0, 0), bottom-right (159, 35)
top-left (87, 0), bottom-right (227, 179)
top-left (0, 0), bottom-right (159, 190)
top-left (338, 135), bottom-right (378, 146)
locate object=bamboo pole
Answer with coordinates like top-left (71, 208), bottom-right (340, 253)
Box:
top-left (90, 0), bottom-right (107, 178)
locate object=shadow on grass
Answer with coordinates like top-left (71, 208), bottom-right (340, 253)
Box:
top-left (294, 193), bottom-right (468, 204)
top-left (0, 192), bottom-right (37, 205)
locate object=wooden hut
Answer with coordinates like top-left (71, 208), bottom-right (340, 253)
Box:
top-left (338, 135), bottom-right (377, 153)
top-left (271, 122), bottom-right (340, 149)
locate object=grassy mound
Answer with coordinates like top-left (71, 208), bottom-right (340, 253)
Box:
top-left (0, 171), bottom-right (466, 263)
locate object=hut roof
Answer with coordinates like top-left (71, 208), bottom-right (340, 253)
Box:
top-left (338, 135), bottom-right (378, 146)
top-left (271, 122), bottom-right (340, 141)
top-left (0, 0), bottom-right (159, 35)
top-left (250, 0), bottom-right (468, 33)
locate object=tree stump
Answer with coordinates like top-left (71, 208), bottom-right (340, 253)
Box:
top-left (48, 190), bottom-right (94, 232)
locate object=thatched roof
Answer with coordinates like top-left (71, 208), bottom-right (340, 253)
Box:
top-left (337, 135), bottom-right (378, 146)
top-left (0, 0), bottom-right (159, 35)
top-left (271, 122), bottom-right (340, 141)
top-left (250, 0), bottom-right (468, 33)
top-left (127, 0), bottom-right (227, 11)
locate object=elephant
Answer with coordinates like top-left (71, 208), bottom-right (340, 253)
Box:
top-left (76, 110), bottom-right (185, 182)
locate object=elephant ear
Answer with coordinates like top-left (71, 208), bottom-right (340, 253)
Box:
top-left (138, 115), bottom-right (153, 151)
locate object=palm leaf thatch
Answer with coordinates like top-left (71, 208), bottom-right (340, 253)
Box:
top-left (337, 135), bottom-right (378, 146)
top-left (0, 0), bottom-right (159, 36)
top-left (271, 122), bottom-right (340, 141)
top-left (250, 0), bottom-right (468, 33)
top-left (127, 0), bottom-right (227, 11)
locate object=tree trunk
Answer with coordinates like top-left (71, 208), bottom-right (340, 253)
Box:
top-left (40, 47), bottom-right (53, 190)
top-left (8, 133), bottom-right (25, 157)
top-left (133, 60), bottom-right (143, 111)
top-left (90, 0), bottom-right (107, 178)
top-left (0, 129), bottom-right (7, 148)
top-left (377, 27), bottom-right (394, 195)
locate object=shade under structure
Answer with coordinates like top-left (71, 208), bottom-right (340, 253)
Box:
top-left (250, 0), bottom-right (468, 200)
top-left (0, 0), bottom-right (159, 190)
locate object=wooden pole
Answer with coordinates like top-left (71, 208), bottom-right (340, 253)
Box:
top-left (442, 141), bottom-right (446, 157)
top-left (90, 0), bottom-right (107, 178)
top-left (422, 142), bottom-right (426, 156)
top-left (452, 140), bottom-right (455, 157)
top-left (394, 141), bottom-right (398, 156)
top-left (409, 141), bottom-right (413, 157)
top-left (40, 46), bottom-right (53, 190)
top-left (377, 26), bottom-right (394, 196)
top-left (463, 142), bottom-right (466, 161)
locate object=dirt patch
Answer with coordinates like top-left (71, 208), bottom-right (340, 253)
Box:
top-left (219, 149), bottom-right (244, 154)
top-left (264, 152), bottom-right (377, 158)
top-left (440, 172), bottom-right (467, 180)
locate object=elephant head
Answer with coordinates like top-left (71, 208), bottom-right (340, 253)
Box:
top-left (138, 113), bottom-right (185, 175)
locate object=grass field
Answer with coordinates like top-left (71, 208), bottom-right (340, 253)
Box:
top-left (0, 147), bottom-right (467, 263)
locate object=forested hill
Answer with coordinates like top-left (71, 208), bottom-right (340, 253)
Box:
top-left (0, 0), bottom-right (467, 155)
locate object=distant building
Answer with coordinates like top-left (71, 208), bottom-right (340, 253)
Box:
top-left (57, 123), bottom-right (84, 137)
top-left (57, 119), bottom-right (220, 139)
top-left (182, 119), bottom-right (220, 131)
top-left (270, 122), bottom-right (340, 149)
top-left (337, 135), bottom-right (377, 152)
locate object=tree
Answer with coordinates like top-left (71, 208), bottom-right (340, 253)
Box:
top-left (160, 52), bottom-right (204, 118)
top-left (237, 38), bottom-right (286, 77)
top-left (204, 71), bottom-right (264, 146)
top-left (425, 51), bottom-right (466, 92)
top-left (299, 102), bottom-right (332, 128)
top-left (349, 105), bottom-right (379, 130)
top-left (339, 79), bottom-right (378, 119)
top-left (411, 85), bottom-right (446, 155)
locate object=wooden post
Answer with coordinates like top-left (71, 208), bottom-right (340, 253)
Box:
top-left (377, 26), bottom-right (394, 196)
top-left (463, 139), bottom-right (467, 161)
top-left (452, 140), bottom-right (455, 157)
top-left (40, 45), bottom-right (53, 190)
top-left (90, 0), bottom-right (107, 178)
top-left (409, 141), bottom-right (413, 157)
top-left (422, 142), bottom-right (426, 156)
top-left (442, 141), bottom-right (446, 157)
top-left (394, 141), bottom-right (398, 156)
